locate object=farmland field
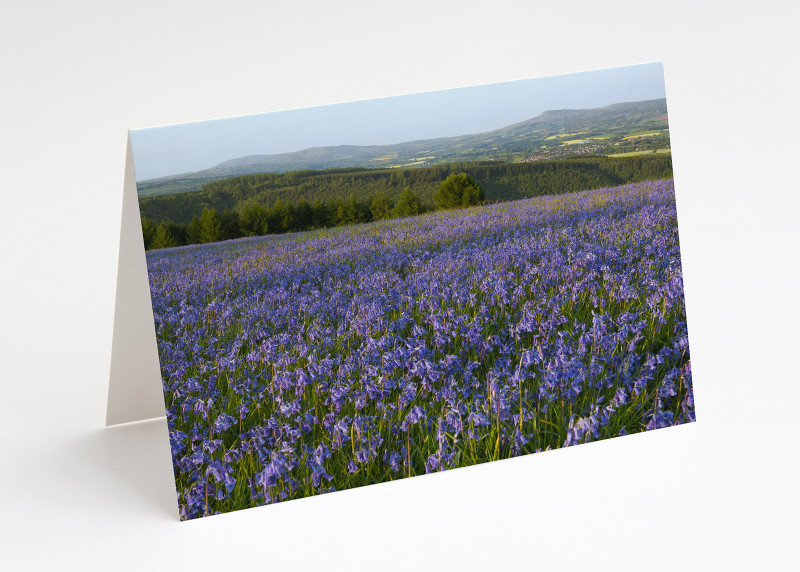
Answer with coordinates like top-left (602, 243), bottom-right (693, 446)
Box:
top-left (147, 178), bottom-right (693, 520)
top-left (622, 131), bottom-right (663, 140)
top-left (606, 149), bottom-right (672, 158)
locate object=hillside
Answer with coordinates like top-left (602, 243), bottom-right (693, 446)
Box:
top-left (136, 98), bottom-right (670, 197)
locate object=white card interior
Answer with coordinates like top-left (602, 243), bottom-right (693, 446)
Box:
top-left (106, 134), bottom-right (166, 426)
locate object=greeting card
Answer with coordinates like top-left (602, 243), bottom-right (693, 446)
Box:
top-left (108, 62), bottom-right (695, 520)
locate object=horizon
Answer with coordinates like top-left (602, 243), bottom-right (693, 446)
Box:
top-left (130, 62), bottom-right (666, 181)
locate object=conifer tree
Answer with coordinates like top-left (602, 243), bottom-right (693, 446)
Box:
top-left (186, 216), bottom-right (203, 244)
top-left (199, 208), bottom-right (223, 243)
top-left (433, 173), bottom-right (484, 210)
top-left (370, 192), bottom-right (393, 221)
top-left (141, 216), bottom-right (157, 250)
top-left (394, 187), bottom-right (422, 217)
top-left (151, 221), bottom-right (179, 249)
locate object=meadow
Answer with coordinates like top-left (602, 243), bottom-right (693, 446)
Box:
top-left (147, 178), bottom-right (694, 520)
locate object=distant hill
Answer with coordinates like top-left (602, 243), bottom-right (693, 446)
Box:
top-left (137, 98), bottom-right (669, 197)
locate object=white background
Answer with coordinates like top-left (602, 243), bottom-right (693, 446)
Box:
top-left (1, 1), bottom-right (798, 570)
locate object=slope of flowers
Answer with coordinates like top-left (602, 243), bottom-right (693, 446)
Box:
top-left (146, 179), bottom-right (693, 520)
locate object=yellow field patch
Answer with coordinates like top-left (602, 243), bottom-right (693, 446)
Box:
top-left (545, 131), bottom-right (587, 140)
top-left (622, 131), bottom-right (662, 140)
top-left (390, 160), bottom-right (428, 167)
top-left (606, 149), bottom-right (671, 158)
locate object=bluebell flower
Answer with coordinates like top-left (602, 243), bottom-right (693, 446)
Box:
top-left (212, 413), bottom-right (235, 433)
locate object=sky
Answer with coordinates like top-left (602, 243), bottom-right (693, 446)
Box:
top-left (129, 62), bottom-right (666, 181)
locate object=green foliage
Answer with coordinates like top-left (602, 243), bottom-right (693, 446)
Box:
top-left (294, 199), bottom-right (312, 231)
top-left (370, 192), bottom-right (393, 221)
top-left (186, 216), bottom-right (203, 244)
top-left (239, 201), bottom-right (269, 236)
top-left (141, 216), bottom-right (157, 250)
top-left (434, 172), bottom-right (484, 210)
top-left (311, 200), bottom-right (329, 228)
top-left (394, 187), bottom-right (422, 218)
top-left (151, 221), bottom-right (180, 249)
top-left (271, 199), bottom-right (293, 234)
top-left (220, 209), bottom-right (241, 240)
top-left (140, 156), bottom-right (672, 226)
top-left (139, 156), bottom-right (674, 250)
top-left (344, 196), bottom-right (368, 225)
top-left (200, 208), bottom-right (223, 243)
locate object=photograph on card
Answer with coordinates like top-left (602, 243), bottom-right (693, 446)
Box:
top-left (129, 62), bottom-right (694, 520)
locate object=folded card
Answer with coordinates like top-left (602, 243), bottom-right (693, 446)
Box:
top-left (108, 62), bottom-right (695, 520)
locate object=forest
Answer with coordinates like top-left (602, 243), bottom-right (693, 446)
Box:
top-left (139, 155), bottom-right (673, 250)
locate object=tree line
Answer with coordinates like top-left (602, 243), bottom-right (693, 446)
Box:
top-left (142, 173), bottom-right (486, 250)
top-left (140, 156), bottom-right (673, 250)
top-left (139, 156), bottom-right (672, 226)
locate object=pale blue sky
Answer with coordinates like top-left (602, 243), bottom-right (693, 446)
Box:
top-left (130, 62), bottom-right (666, 181)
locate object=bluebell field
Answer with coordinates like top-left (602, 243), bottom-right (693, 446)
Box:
top-left (146, 179), bottom-right (694, 520)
